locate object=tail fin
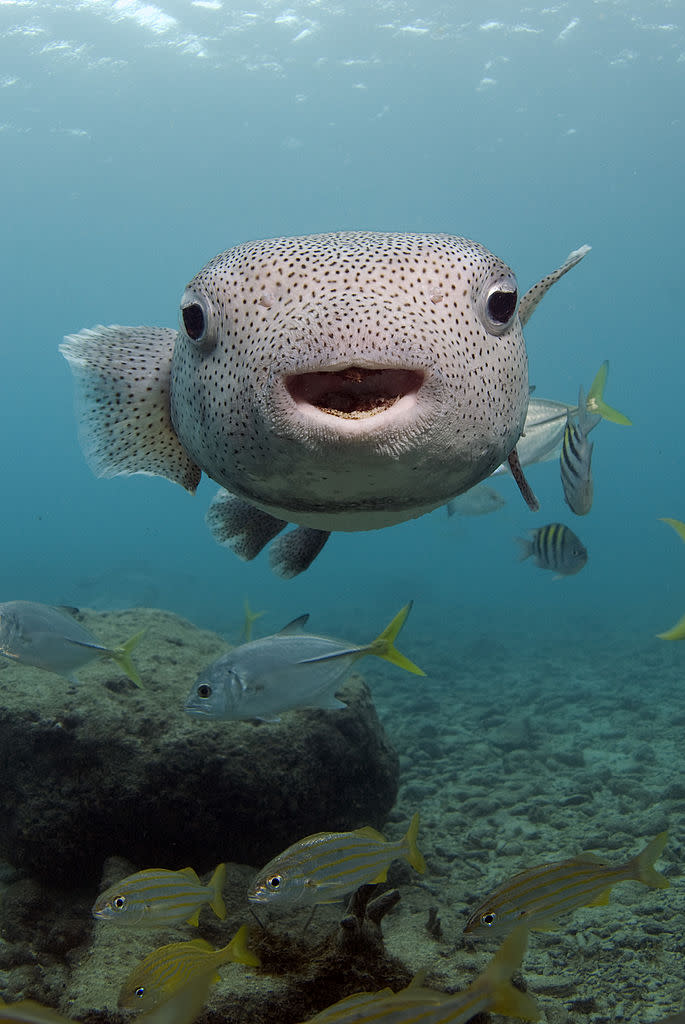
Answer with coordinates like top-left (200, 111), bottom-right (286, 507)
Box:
top-left (208, 863), bottom-right (227, 920)
top-left (515, 536), bottom-right (534, 562)
top-left (657, 612), bottom-right (685, 641)
top-left (221, 924), bottom-right (261, 968)
top-left (401, 812), bottom-right (427, 874)
top-left (660, 517), bottom-right (685, 544)
top-left (242, 598), bottom-right (265, 642)
top-left (632, 832), bottom-right (670, 889)
top-left (585, 361), bottom-right (632, 426)
top-left (477, 925), bottom-right (540, 1021)
top-left (365, 603), bottom-right (425, 676)
top-left (111, 629), bottom-right (146, 688)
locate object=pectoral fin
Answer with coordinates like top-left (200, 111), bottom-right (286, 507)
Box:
top-left (60, 326), bottom-right (201, 491)
top-left (269, 526), bottom-right (330, 578)
top-left (206, 490), bottom-right (287, 560)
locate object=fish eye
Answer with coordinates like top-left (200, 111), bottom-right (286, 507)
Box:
top-left (197, 683), bottom-right (212, 699)
top-left (267, 875), bottom-right (282, 889)
top-left (113, 895), bottom-right (126, 910)
top-left (180, 289), bottom-right (215, 349)
top-left (135, 988), bottom-right (146, 999)
top-left (478, 271), bottom-right (518, 335)
top-left (480, 911), bottom-right (497, 927)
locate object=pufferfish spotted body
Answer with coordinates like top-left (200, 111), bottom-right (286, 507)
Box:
top-left (60, 232), bottom-right (589, 576)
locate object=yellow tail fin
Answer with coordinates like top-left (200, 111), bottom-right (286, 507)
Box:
top-left (209, 863), bottom-right (227, 920)
top-left (111, 629), bottom-right (147, 688)
top-left (660, 517), bottom-right (685, 544)
top-left (633, 832), bottom-right (670, 889)
top-left (586, 360), bottom-right (632, 425)
top-left (365, 603), bottom-right (425, 676)
top-left (402, 811), bottom-right (427, 874)
top-left (242, 598), bottom-right (265, 642)
top-left (657, 520), bottom-right (685, 639)
top-left (221, 924), bottom-right (261, 968)
top-left (657, 612), bottom-right (685, 641)
top-left (478, 925), bottom-right (540, 1021)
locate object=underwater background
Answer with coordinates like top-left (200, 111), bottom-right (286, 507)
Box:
top-left (1, 1), bottom-right (684, 1022)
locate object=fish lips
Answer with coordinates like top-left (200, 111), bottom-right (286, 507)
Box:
top-left (268, 360), bottom-right (441, 439)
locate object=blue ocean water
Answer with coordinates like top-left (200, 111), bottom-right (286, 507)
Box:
top-left (1, 0), bottom-right (683, 658)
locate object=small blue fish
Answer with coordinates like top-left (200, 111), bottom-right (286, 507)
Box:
top-left (184, 603), bottom-right (424, 722)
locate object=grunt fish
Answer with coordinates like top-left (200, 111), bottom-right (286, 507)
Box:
top-left (61, 234), bottom-right (590, 576)
top-left (298, 925), bottom-right (539, 1023)
top-left (92, 863), bottom-right (226, 928)
top-left (118, 926), bottom-right (260, 1011)
top-left (184, 603), bottom-right (423, 722)
top-left (0, 600), bottom-right (144, 686)
top-left (248, 812), bottom-right (426, 910)
top-left (515, 522), bottom-right (587, 578)
top-left (464, 832), bottom-right (669, 935)
top-left (0, 998), bottom-right (76, 1024)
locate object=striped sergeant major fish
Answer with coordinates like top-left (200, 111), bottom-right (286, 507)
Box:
top-left (560, 388), bottom-right (596, 516)
top-left (516, 522), bottom-right (587, 578)
top-left (464, 832), bottom-right (669, 936)
top-left (247, 812), bottom-right (426, 910)
top-left (92, 863), bottom-right (226, 928)
top-left (299, 925), bottom-right (539, 1024)
top-left (495, 360), bottom-right (631, 477)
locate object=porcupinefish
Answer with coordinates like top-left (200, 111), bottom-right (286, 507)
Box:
top-left (60, 233), bottom-right (589, 577)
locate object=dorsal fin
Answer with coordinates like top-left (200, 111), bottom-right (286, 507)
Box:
top-left (278, 614), bottom-right (310, 635)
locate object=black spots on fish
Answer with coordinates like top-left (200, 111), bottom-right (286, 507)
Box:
top-left (206, 490), bottom-right (287, 561)
top-left (60, 326), bottom-right (202, 492)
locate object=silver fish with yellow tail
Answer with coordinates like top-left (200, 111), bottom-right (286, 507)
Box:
top-left (185, 603), bottom-right (423, 723)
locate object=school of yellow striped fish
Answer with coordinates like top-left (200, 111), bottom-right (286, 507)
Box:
top-left (2, 233), bottom-right (682, 1024)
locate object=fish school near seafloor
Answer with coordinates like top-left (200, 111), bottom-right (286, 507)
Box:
top-left (184, 603), bottom-right (424, 722)
top-left (60, 233), bottom-right (591, 577)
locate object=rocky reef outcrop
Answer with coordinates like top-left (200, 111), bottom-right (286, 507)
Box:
top-left (0, 607), bottom-right (399, 885)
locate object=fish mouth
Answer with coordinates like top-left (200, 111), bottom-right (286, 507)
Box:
top-left (285, 366), bottom-right (425, 420)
